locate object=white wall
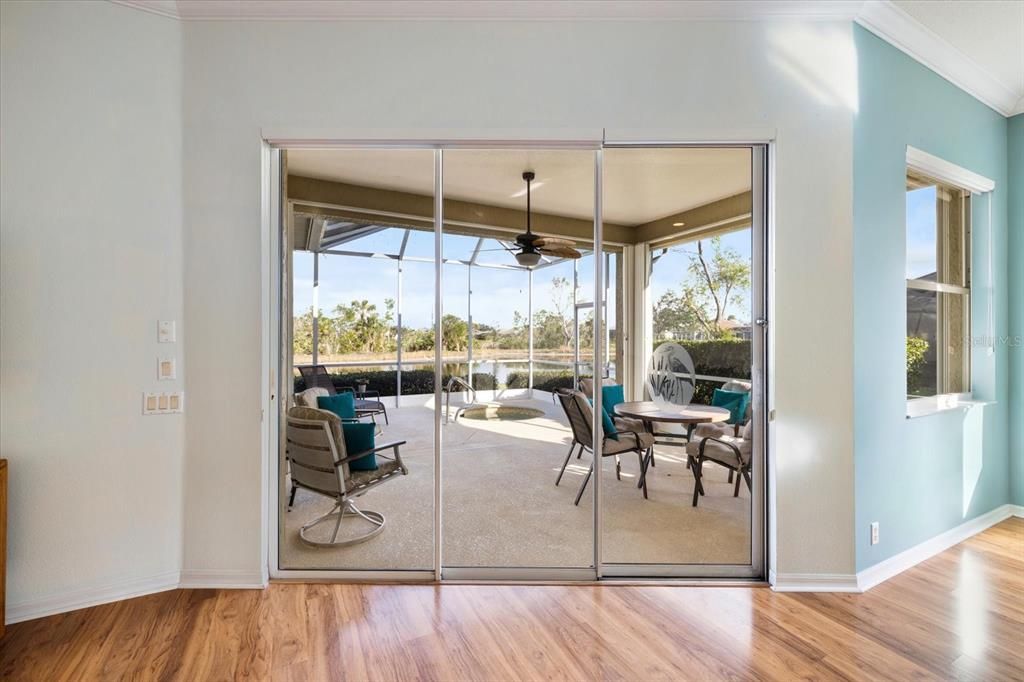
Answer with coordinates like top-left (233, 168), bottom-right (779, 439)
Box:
top-left (182, 19), bottom-right (857, 578)
top-left (0, 1), bottom-right (184, 619)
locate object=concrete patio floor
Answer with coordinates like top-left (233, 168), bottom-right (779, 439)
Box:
top-left (281, 396), bottom-right (751, 571)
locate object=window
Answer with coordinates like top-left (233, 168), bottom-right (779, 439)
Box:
top-left (905, 169), bottom-right (970, 399)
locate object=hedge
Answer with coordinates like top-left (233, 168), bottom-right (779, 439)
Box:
top-left (506, 370), bottom-right (582, 392)
top-left (654, 339), bottom-right (751, 380)
top-left (294, 369), bottom-right (497, 396)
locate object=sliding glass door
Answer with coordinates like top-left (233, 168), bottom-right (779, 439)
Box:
top-left (439, 149), bottom-right (598, 579)
top-left (599, 145), bottom-right (766, 577)
top-left (275, 142), bottom-right (767, 581)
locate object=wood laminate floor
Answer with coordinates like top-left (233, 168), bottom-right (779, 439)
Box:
top-left (1, 518), bottom-right (1021, 681)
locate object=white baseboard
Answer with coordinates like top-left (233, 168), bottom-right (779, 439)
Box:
top-left (178, 569), bottom-right (268, 589)
top-left (5, 570), bottom-right (181, 625)
top-left (856, 503), bottom-right (1017, 592)
top-left (769, 570), bottom-right (860, 592)
top-left (6, 568), bottom-right (268, 624)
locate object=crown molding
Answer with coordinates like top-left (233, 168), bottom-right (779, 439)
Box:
top-left (855, 1), bottom-right (1019, 117)
top-left (111, 1), bottom-right (1020, 117)
top-left (115, 1), bottom-right (863, 22)
top-left (110, 0), bottom-right (180, 19)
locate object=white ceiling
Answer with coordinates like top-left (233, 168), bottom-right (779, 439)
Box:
top-left (288, 148), bottom-right (752, 225)
top-left (893, 1), bottom-right (1023, 111)
top-left (115, 0), bottom-right (1024, 115)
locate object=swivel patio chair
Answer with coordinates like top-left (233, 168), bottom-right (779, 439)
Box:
top-left (285, 406), bottom-right (407, 547)
top-left (555, 389), bottom-right (655, 505)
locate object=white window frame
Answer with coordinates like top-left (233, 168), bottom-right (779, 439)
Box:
top-left (904, 147), bottom-right (994, 419)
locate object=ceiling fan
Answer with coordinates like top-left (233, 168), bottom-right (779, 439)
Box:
top-left (503, 171), bottom-right (583, 267)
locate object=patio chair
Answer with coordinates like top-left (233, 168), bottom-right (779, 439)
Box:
top-left (692, 379), bottom-right (752, 482)
top-left (285, 406), bottom-right (407, 547)
top-left (685, 418), bottom-right (753, 507)
top-left (338, 385), bottom-right (389, 426)
top-left (555, 389), bottom-right (654, 505)
top-left (297, 364), bottom-right (337, 394)
top-left (296, 385), bottom-right (388, 428)
top-left (571, 381), bottom-right (646, 461)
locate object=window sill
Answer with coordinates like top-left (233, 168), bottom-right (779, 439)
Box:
top-left (906, 394), bottom-right (991, 419)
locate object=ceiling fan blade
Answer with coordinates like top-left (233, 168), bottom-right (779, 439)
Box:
top-left (533, 237), bottom-right (576, 248)
top-left (538, 245), bottom-right (582, 259)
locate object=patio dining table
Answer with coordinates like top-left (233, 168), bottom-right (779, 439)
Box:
top-left (614, 401), bottom-right (731, 487)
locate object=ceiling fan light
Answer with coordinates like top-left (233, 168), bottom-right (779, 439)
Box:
top-left (515, 251), bottom-right (542, 267)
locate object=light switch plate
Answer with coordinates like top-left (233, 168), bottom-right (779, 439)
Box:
top-left (143, 391), bottom-right (185, 415)
top-left (158, 320), bottom-right (176, 343)
top-left (158, 358), bottom-right (176, 380)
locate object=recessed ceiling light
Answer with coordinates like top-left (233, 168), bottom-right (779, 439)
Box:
top-left (672, 222), bottom-right (685, 227)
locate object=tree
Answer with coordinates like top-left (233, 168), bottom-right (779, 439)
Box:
top-left (441, 314), bottom-right (468, 352)
top-left (676, 237), bottom-right (750, 338)
top-left (548, 276), bottom-right (575, 346)
top-left (653, 290), bottom-right (701, 340)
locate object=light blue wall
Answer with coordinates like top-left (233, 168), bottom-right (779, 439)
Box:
top-left (1010, 114), bottom-right (1024, 507)
top-left (853, 27), bottom-right (1010, 571)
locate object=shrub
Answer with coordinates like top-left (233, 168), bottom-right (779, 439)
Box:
top-left (906, 336), bottom-right (930, 395)
top-left (654, 339), bottom-right (751, 380)
top-left (294, 369), bottom-right (496, 396)
top-left (506, 370), bottom-right (580, 392)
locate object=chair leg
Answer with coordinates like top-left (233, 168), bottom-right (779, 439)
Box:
top-left (640, 448), bottom-right (650, 499)
top-left (288, 484), bottom-right (297, 509)
top-left (577, 445), bottom-right (583, 459)
top-left (742, 468), bottom-right (753, 493)
top-left (556, 443), bottom-right (577, 486)
top-left (615, 455), bottom-right (622, 480)
top-left (692, 457), bottom-right (704, 507)
top-left (574, 462), bottom-right (594, 506)
top-left (382, 406), bottom-right (389, 425)
top-left (728, 470), bottom-right (734, 484)
top-left (733, 468), bottom-right (742, 497)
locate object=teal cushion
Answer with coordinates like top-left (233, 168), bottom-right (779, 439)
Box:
top-left (589, 397), bottom-right (619, 441)
top-left (341, 422), bottom-right (377, 471)
top-left (712, 388), bottom-right (750, 425)
top-left (601, 384), bottom-right (625, 413)
top-left (317, 393), bottom-right (356, 420)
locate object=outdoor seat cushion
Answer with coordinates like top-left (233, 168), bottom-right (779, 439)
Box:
top-left (604, 429), bottom-right (655, 454)
top-left (614, 416), bottom-right (647, 434)
top-left (348, 459), bottom-right (403, 491)
top-left (712, 388), bottom-right (751, 425)
top-left (295, 387), bottom-right (329, 408)
top-left (692, 422), bottom-right (736, 440)
top-left (686, 433), bottom-right (751, 468)
top-left (341, 421), bottom-right (377, 471)
top-left (318, 392), bottom-right (357, 420)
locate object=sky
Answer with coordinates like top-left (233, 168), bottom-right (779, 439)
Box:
top-left (293, 228), bottom-right (601, 330)
top-left (294, 226), bottom-right (752, 330)
top-left (906, 186), bottom-right (937, 280)
top-left (649, 228), bottom-right (753, 323)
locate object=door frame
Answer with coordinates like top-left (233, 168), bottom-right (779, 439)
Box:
top-left (262, 137), bottom-right (773, 583)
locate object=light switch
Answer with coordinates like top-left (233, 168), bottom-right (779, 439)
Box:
top-left (143, 391), bottom-right (184, 415)
top-left (158, 358), bottom-right (176, 380)
top-left (158, 320), bottom-right (176, 343)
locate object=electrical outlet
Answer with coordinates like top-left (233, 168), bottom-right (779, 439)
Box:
top-left (870, 522), bottom-right (880, 545)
